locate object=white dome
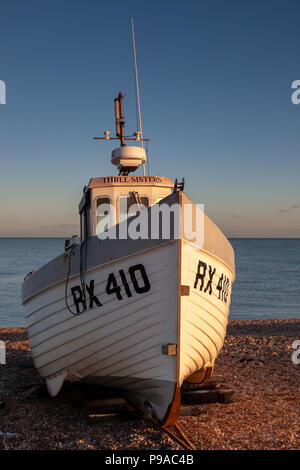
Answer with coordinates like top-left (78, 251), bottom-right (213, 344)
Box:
top-left (111, 146), bottom-right (147, 173)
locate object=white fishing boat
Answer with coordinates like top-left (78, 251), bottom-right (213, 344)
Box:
top-left (22, 89), bottom-right (235, 424)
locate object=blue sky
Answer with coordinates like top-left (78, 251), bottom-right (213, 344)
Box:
top-left (0, 0), bottom-right (299, 237)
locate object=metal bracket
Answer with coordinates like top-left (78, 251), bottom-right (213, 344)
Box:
top-left (181, 285), bottom-right (190, 296)
top-left (162, 344), bottom-right (177, 356)
top-left (173, 178), bottom-right (185, 193)
top-left (64, 235), bottom-right (80, 252)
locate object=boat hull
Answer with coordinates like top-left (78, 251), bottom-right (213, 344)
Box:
top-left (180, 239), bottom-right (234, 385)
top-left (22, 191), bottom-right (235, 424)
top-left (24, 241), bottom-right (179, 423)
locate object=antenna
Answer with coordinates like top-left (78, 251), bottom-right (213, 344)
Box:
top-left (93, 20), bottom-right (150, 176)
top-left (131, 17), bottom-right (146, 176)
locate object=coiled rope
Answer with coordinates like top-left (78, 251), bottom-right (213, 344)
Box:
top-left (65, 237), bottom-right (89, 316)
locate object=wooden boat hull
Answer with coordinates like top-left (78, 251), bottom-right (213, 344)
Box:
top-left (22, 191), bottom-right (235, 424)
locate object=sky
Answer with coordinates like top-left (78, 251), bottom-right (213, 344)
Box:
top-left (0, 0), bottom-right (299, 238)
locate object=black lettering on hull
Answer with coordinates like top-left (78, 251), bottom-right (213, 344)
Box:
top-left (68, 264), bottom-right (151, 315)
top-left (193, 259), bottom-right (230, 304)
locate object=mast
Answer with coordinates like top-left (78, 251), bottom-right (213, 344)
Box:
top-left (114, 92), bottom-right (126, 147)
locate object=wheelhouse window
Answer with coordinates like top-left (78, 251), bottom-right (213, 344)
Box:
top-left (119, 195), bottom-right (149, 222)
top-left (96, 197), bottom-right (112, 234)
top-left (79, 188), bottom-right (91, 241)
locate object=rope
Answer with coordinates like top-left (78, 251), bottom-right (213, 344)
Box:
top-left (65, 237), bottom-right (89, 316)
top-left (79, 238), bottom-right (88, 310)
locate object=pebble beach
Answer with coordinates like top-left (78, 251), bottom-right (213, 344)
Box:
top-left (0, 318), bottom-right (299, 450)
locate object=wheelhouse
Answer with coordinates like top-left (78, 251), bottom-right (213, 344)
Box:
top-left (79, 175), bottom-right (174, 240)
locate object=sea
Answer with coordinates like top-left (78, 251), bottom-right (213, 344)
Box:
top-left (0, 238), bottom-right (299, 327)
